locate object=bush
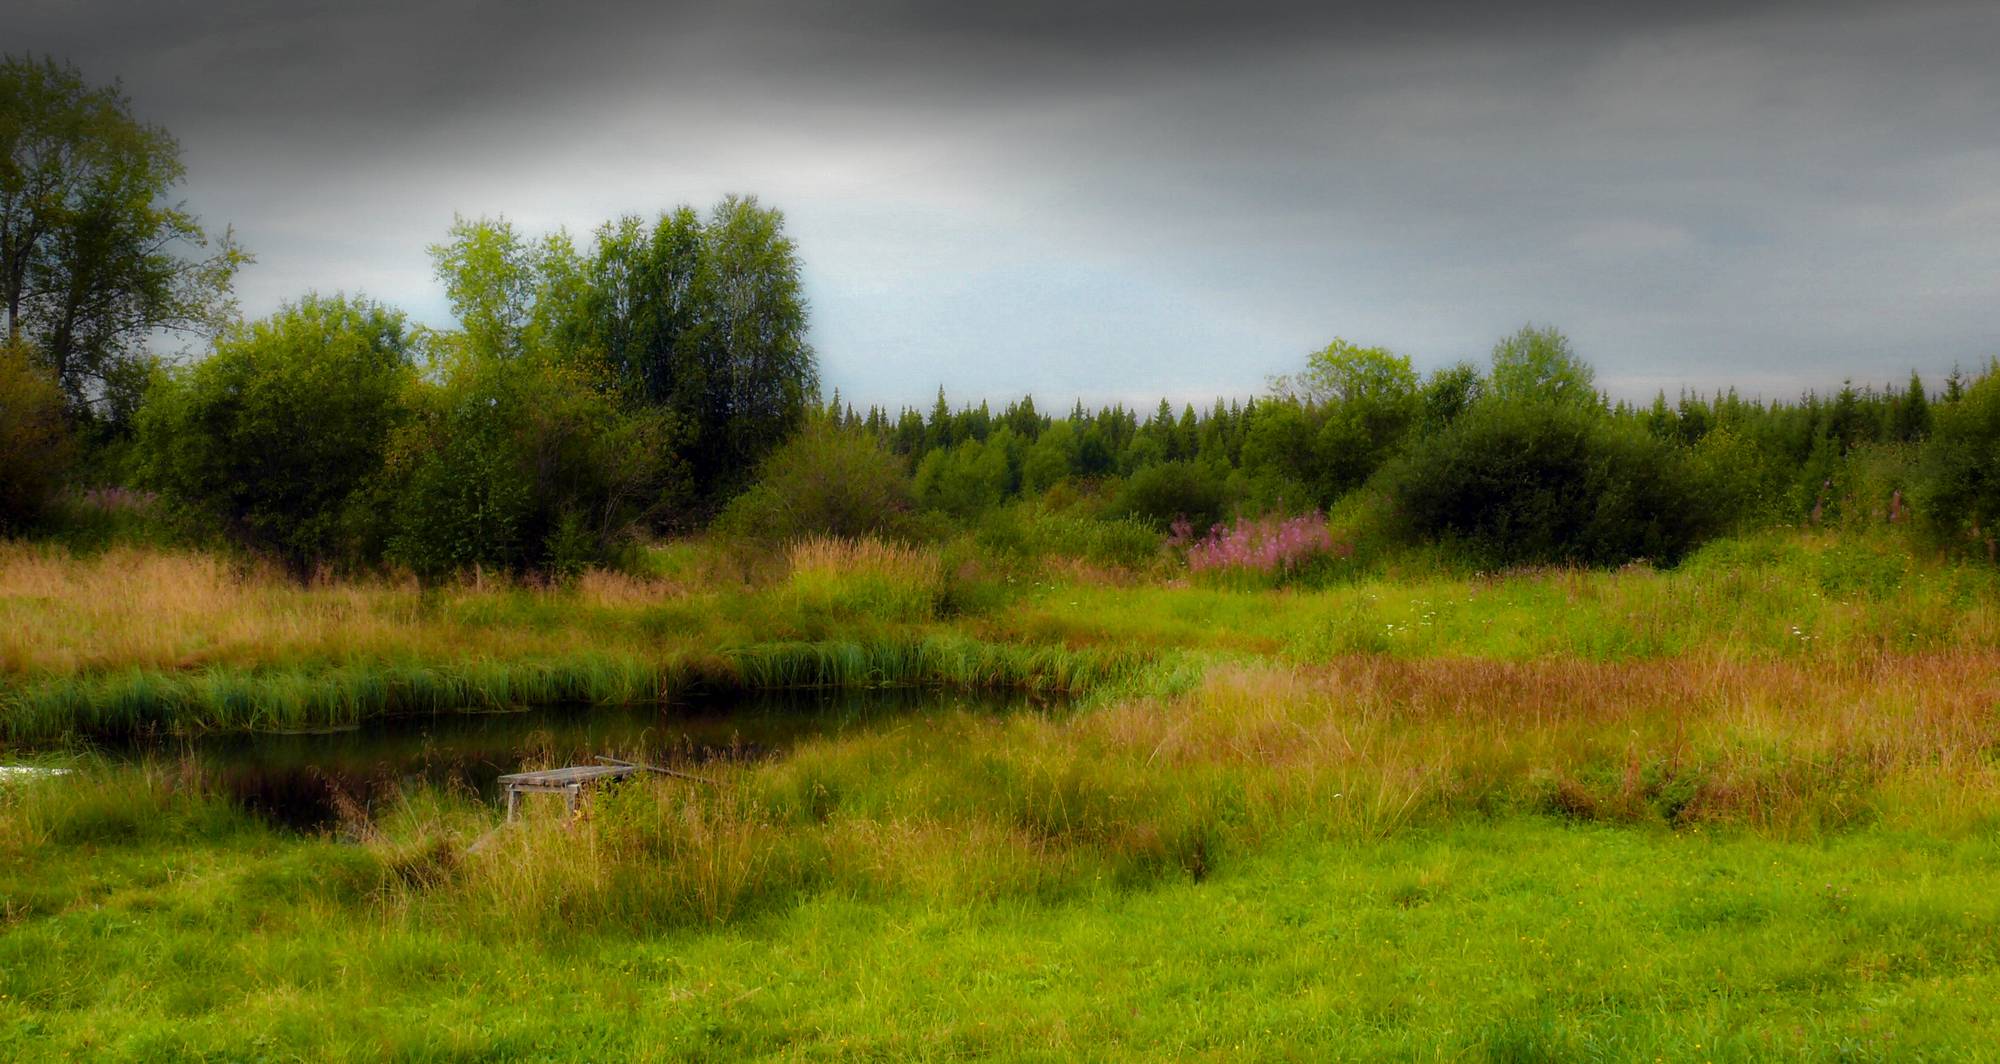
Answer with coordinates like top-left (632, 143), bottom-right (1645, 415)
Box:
top-left (132, 296), bottom-right (412, 567)
top-left (1115, 460), bottom-right (1228, 532)
top-left (1375, 398), bottom-right (1719, 566)
top-left (383, 353), bottom-right (687, 580)
top-left (914, 432), bottom-right (1014, 518)
top-left (716, 421), bottom-right (916, 544)
top-left (0, 341), bottom-right (74, 532)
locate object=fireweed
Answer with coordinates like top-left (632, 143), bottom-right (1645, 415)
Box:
top-left (1175, 512), bottom-right (1352, 581)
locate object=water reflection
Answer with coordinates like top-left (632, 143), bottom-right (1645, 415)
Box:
top-left (100, 687), bottom-right (1057, 830)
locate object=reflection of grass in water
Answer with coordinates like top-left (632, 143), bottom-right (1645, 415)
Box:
top-left (59, 688), bottom-right (1059, 831)
top-left (1, 638), bottom-right (1132, 741)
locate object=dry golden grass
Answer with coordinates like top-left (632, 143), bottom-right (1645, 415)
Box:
top-left (1079, 653), bottom-right (2000, 837)
top-left (786, 535), bottom-right (942, 584)
top-left (0, 543), bottom-right (712, 678)
top-left (334, 647), bottom-right (2000, 931)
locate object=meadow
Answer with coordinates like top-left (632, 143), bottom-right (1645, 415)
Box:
top-left (4, 529), bottom-right (1999, 1059)
top-left (9, 50), bottom-right (2000, 1060)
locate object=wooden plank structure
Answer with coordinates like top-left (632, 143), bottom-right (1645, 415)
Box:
top-left (497, 764), bottom-right (638, 820)
top-left (496, 757), bottom-right (715, 821)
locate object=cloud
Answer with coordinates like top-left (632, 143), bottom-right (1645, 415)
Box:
top-left (14, 0), bottom-right (2000, 406)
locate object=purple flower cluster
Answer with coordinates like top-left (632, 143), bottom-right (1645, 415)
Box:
top-left (1176, 512), bottom-right (1350, 575)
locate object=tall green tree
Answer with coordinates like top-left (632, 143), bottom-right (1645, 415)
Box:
top-left (431, 197), bottom-right (814, 501)
top-left (695, 195), bottom-right (817, 495)
top-left (0, 55), bottom-right (247, 418)
top-left (1488, 325), bottom-right (1597, 408)
top-left (1277, 338), bottom-right (1421, 497)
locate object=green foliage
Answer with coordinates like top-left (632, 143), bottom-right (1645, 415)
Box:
top-left (427, 216), bottom-right (584, 361)
top-left (916, 431), bottom-right (1013, 517)
top-left (0, 54), bottom-right (248, 421)
top-left (0, 339), bottom-right (72, 530)
top-left (1488, 324), bottom-right (1597, 407)
top-left (382, 354), bottom-right (687, 581)
top-left (1020, 419), bottom-right (1078, 494)
top-left (1377, 397), bottom-right (1717, 566)
top-left (132, 295), bottom-right (412, 567)
top-left (1917, 363), bottom-right (2000, 554)
top-left (1271, 338), bottom-right (1422, 498)
top-left (972, 502), bottom-right (1164, 570)
top-left (716, 421), bottom-right (917, 544)
top-left (1237, 400), bottom-right (1319, 502)
top-left (1418, 361), bottom-right (1484, 431)
top-left (435, 199), bottom-right (818, 504)
top-left (1892, 371), bottom-right (1932, 442)
top-left (1272, 338), bottom-right (1419, 410)
top-left (1115, 460), bottom-right (1228, 532)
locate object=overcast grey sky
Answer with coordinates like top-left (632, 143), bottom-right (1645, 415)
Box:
top-left (16, 0), bottom-right (2000, 407)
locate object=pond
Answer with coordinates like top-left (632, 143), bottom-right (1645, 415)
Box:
top-left (15, 688), bottom-right (1059, 831)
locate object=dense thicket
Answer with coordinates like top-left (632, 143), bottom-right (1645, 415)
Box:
top-left (429, 198), bottom-right (814, 504)
top-left (716, 422), bottom-right (915, 544)
top-left (117, 199), bottom-right (809, 578)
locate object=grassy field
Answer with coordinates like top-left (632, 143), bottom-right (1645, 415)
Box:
top-left (4, 530), bottom-right (2000, 1059)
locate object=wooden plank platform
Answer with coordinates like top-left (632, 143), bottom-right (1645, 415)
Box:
top-left (497, 764), bottom-right (640, 820)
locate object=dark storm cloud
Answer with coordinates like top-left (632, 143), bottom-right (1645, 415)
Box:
top-left (14, 1), bottom-right (2000, 405)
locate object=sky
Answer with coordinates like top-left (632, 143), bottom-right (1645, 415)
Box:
top-left (15, 0), bottom-right (2000, 409)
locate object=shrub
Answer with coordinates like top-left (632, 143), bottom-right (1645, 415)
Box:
top-left (717, 421), bottom-right (916, 544)
top-left (1375, 398), bottom-right (1717, 566)
top-left (132, 295), bottom-right (412, 567)
top-left (914, 432), bottom-right (1014, 517)
top-left (0, 341), bottom-right (74, 532)
top-left (1115, 460), bottom-right (1228, 531)
top-left (383, 353), bottom-right (688, 580)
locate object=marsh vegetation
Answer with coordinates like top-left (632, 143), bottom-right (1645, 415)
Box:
top-left (5, 52), bottom-right (2000, 1060)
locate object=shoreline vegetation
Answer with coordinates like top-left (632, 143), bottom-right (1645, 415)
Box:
top-left (5, 524), bottom-right (1997, 742)
top-left (6, 529), bottom-right (2000, 1057)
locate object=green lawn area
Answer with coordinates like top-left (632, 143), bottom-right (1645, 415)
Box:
top-left (6, 819), bottom-right (1997, 1060)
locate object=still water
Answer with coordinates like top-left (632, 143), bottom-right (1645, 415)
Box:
top-left (74, 688), bottom-right (1056, 830)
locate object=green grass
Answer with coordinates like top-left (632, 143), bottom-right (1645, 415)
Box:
top-left (6, 529), bottom-right (2000, 1057)
top-left (3, 815), bottom-right (1996, 1059)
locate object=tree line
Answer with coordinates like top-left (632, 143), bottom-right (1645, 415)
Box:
top-left (799, 330), bottom-right (1999, 566)
top-left (6, 53), bottom-right (2000, 576)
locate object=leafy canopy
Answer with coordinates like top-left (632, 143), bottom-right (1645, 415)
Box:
top-left (133, 295), bottom-right (413, 566)
top-left (0, 54), bottom-right (247, 419)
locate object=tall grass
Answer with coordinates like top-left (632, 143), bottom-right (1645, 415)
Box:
top-left (197, 646), bottom-right (1992, 937)
top-left (785, 536), bottom-right (943, 622)
top-left (0, 540), bottom-right (1144, 739)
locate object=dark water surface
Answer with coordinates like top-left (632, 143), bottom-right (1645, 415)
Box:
top-left (58, 688), bottom-right (1058, 830)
